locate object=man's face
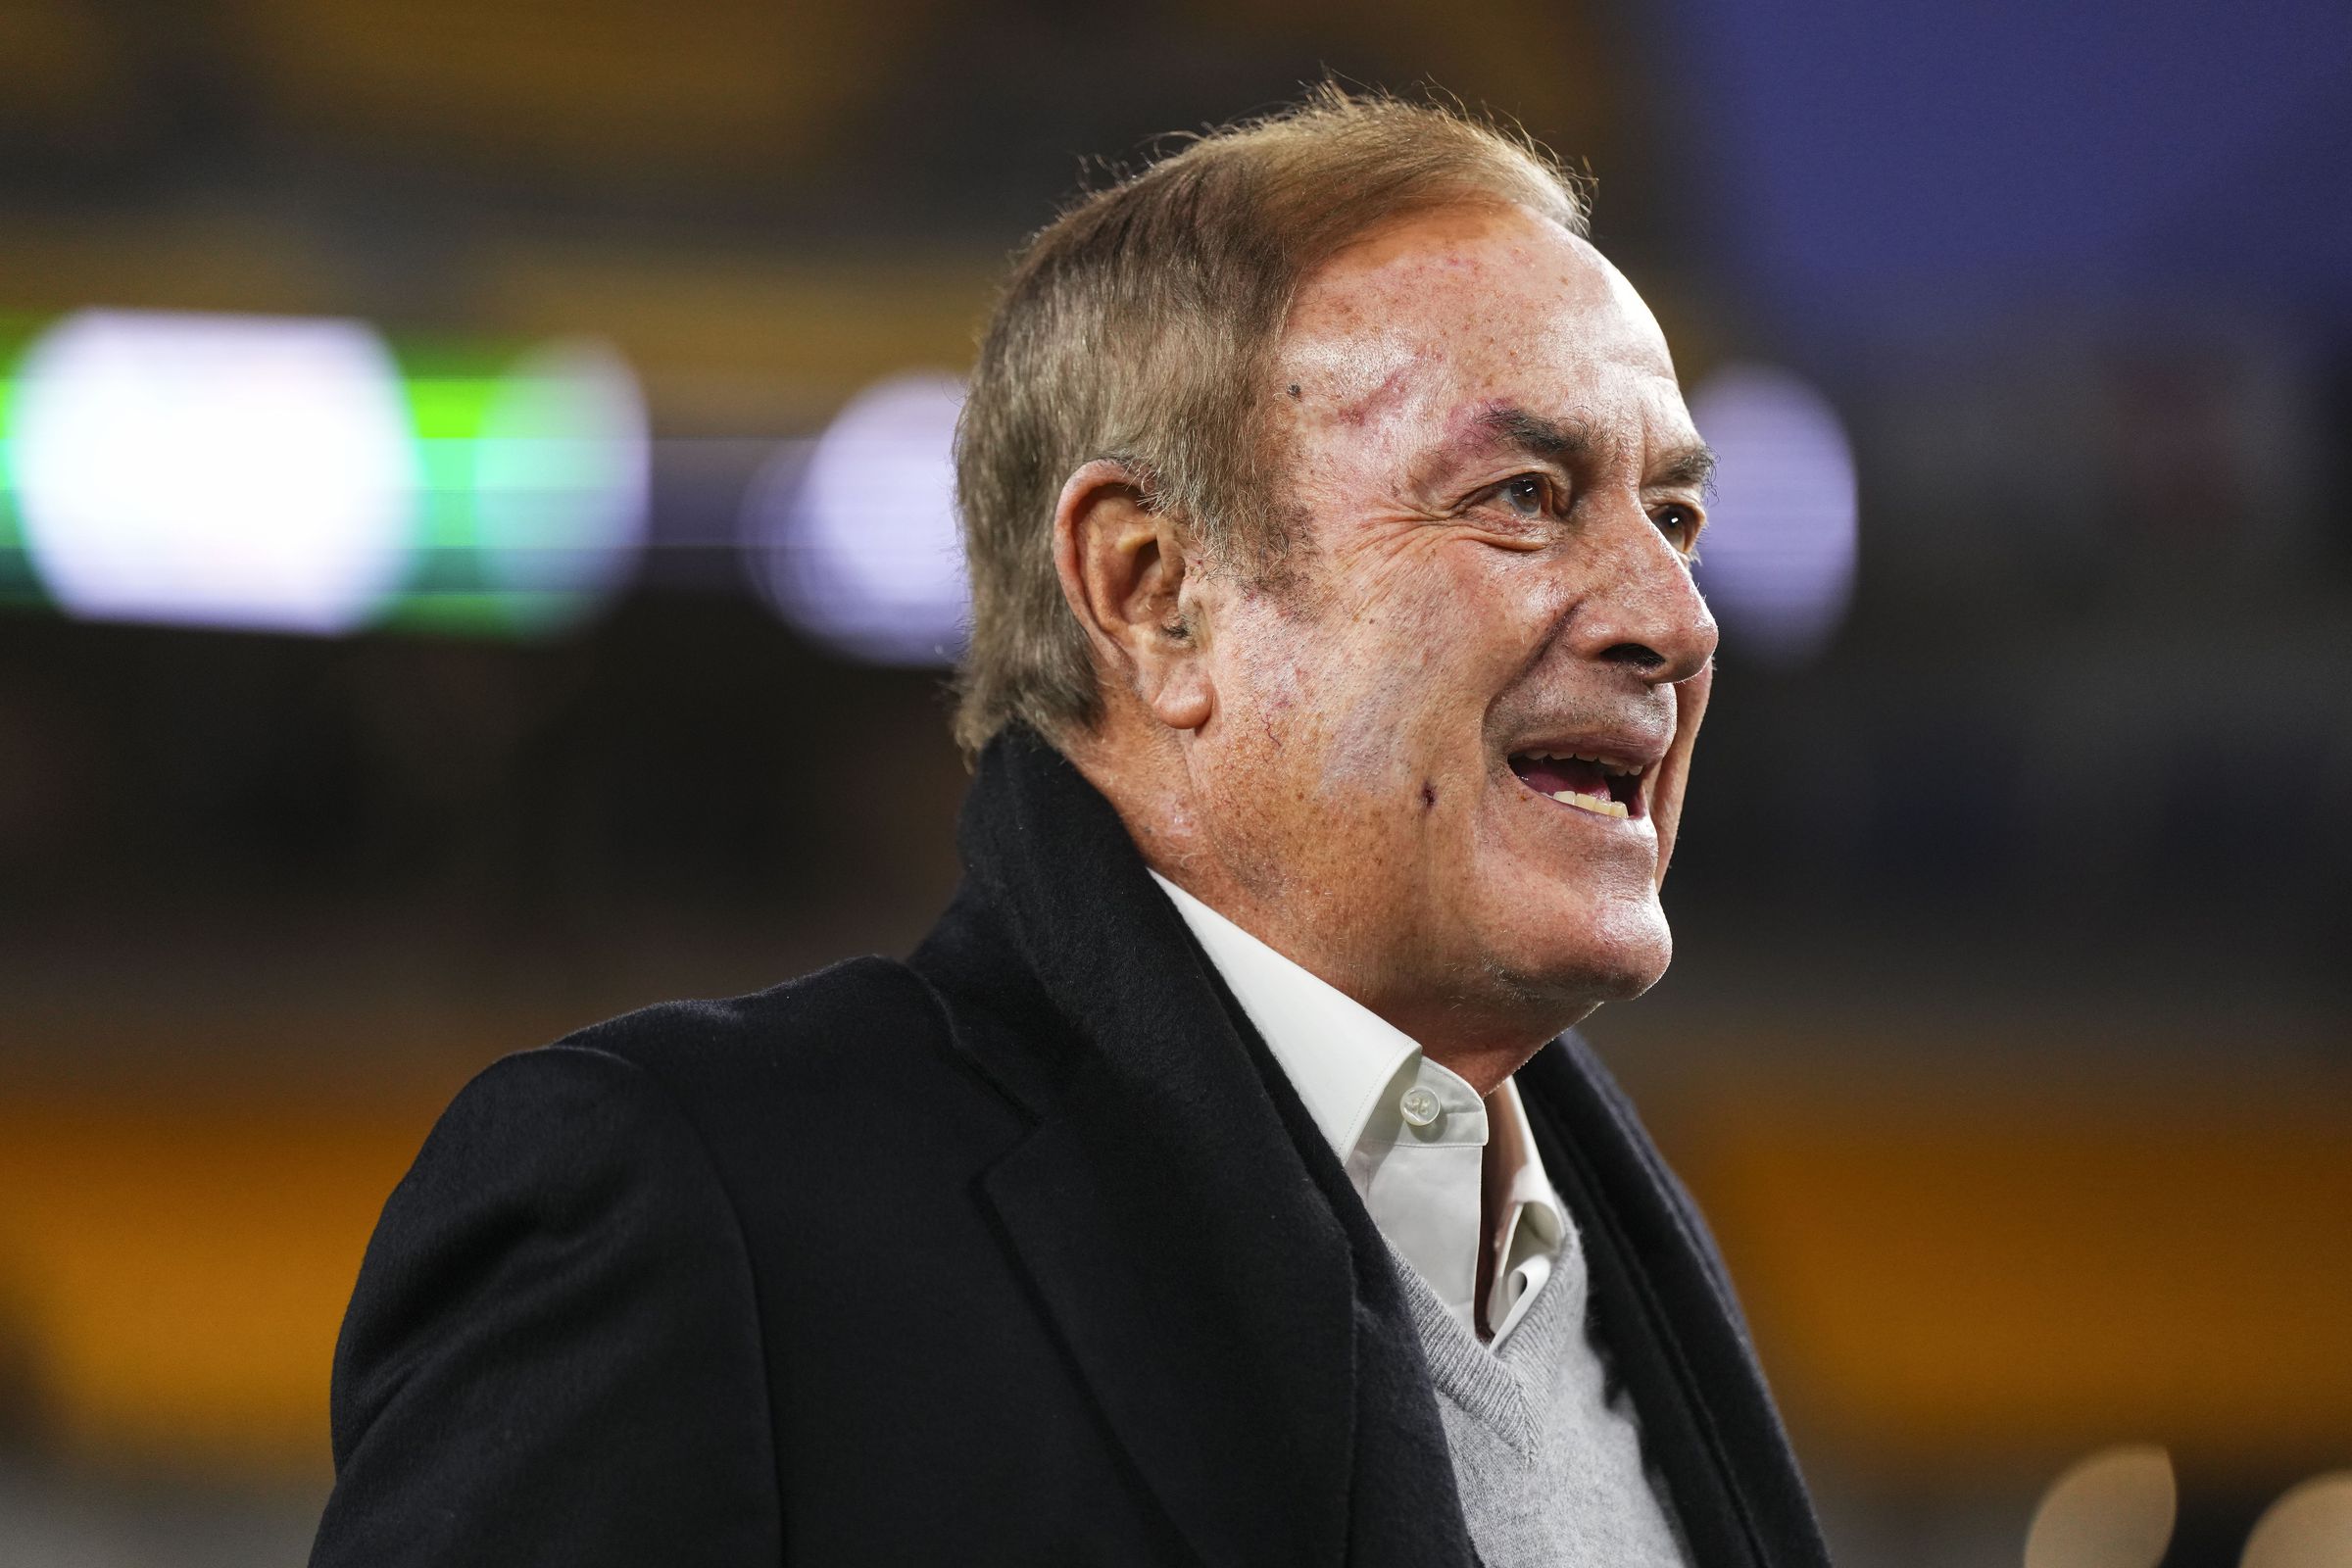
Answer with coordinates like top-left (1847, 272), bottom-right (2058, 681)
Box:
top-left (1180, 202), bottom-right (1717, 1043)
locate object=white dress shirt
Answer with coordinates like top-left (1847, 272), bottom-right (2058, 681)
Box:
top-left (1152, 872), bottom-right (1565, 1348)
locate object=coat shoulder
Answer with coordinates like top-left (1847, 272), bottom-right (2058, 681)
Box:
top-left (524, 954), bottom-right (1032, 1200)
top-left (549, 954), bottom-right (960, 1102)
top-left (319, 1024), bottom-right (785, 1564)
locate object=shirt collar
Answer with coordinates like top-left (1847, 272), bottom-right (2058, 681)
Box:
top-left (1152, 871), bottom-right (1418, 1160)
top-left (1486, 1077), bottom-right (1565, 1260)
top-left (1152, 872), bottom-right (1568, 1344)
top-left (1152, 868), bottom-right (1563, 1226)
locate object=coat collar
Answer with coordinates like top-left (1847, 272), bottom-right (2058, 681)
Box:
top-left (913, 728), bottom-right (1473, 1568)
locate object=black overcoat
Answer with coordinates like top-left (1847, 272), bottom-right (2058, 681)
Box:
top-left (311, 728), bottom-right (1830, 1567)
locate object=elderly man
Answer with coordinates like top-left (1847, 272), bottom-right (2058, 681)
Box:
top-left (313, 90), bottom-right (1828, 1568)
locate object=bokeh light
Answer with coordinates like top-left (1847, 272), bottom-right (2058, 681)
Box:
top-left (389, 337), bottom-right (651, 635)
top-left (1688, 362), bottom-right (1859, 669)
top-left (11, 310), bottom-right (416, 635)
top-left (2240, 1472), bottom-right (2352, 1568)
top-left (2023, 1445), bottom-right (2177, 1568)
top-left (0, 316), bottom-right (50, 609)
top-left (747, 370), bottom-right (968, 665)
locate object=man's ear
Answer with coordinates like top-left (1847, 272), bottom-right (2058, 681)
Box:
top-left (1053, 459), bottom-right (1212, 732)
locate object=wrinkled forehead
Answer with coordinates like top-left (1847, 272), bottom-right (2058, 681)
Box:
top-left (1276, 204), bottom-right (1681, 441)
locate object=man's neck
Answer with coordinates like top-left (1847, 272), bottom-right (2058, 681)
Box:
top-left (1151, 862), bottom-right (1573, 1098)
top-left (1070, 729), bottom-right (1584, 1097)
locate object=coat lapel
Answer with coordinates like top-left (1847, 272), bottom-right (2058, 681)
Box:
top-left (981, 1061), bottom-right (1355, 1567)
top-left (917, 731), bottom-right (1375, 1568)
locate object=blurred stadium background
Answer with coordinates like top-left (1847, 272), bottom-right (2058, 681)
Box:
top-left (0, 1), bottom-right (2347, 1564)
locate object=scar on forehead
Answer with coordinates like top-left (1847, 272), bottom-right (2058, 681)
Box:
top-left (1335, 362), bottom-right (1420, 428)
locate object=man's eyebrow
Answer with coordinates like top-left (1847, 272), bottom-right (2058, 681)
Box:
top-left (1649, 442), bottom-right (1718, 496)
top-left (1474, 405), bottom-right (1601, 467)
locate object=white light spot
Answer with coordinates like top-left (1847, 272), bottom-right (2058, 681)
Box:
top-left (12, 310), bottom-right (416, 634)
top-left (471, 338), bottom-right (651, 631)
top-left (1688, 363), bottom-right (1859, 669)
top-left (747, 370), bottom-right (968, 665)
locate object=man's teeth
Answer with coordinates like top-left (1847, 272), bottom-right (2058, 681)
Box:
top-left (1551, 789), bottom-right (1629, 819)
top-left (1525, 749), bottom-right (1645, 778)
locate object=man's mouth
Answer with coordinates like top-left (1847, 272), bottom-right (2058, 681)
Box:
top-left (1506, 749), bottom-right (1648, 820)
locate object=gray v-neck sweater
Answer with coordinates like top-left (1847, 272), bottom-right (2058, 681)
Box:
top-left (1390, 1228), bottom-right (1691, 1568)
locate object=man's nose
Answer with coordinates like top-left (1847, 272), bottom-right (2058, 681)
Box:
top-left (1565, 506), bottom-right (1718, 685)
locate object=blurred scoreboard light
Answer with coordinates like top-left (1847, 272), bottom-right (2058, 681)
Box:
top-left (1688, 363), bottom-right (1860, 669)
top-left (384, 337), bottom-right (650, 636)
top-left (745, 370), bottom-right (969, 665)
top-left (0, 316), bottom-right (52, 610)
top-left (11, 310), bottom-right (417, 635)
top-left (0, 308), bottom-right (650, 638)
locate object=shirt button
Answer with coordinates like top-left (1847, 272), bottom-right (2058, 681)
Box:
top-left (1398, 1086), bottom-right (1441, 1128)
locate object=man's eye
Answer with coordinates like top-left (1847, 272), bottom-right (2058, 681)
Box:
top-left (1496, 475), bottom-right (1549, 519)
top-left (1652, 503), bottom-right (1701, 552)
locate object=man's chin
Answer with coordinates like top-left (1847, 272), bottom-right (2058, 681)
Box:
top-left (1501, 898), bottom-right (1674, 1013)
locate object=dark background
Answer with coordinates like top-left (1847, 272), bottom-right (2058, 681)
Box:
top-left (0, 2), bottom-right (2347, 1563)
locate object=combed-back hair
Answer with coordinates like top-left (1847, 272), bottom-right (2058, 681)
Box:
top-left (952, 85), bottom-right (1590, 755)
